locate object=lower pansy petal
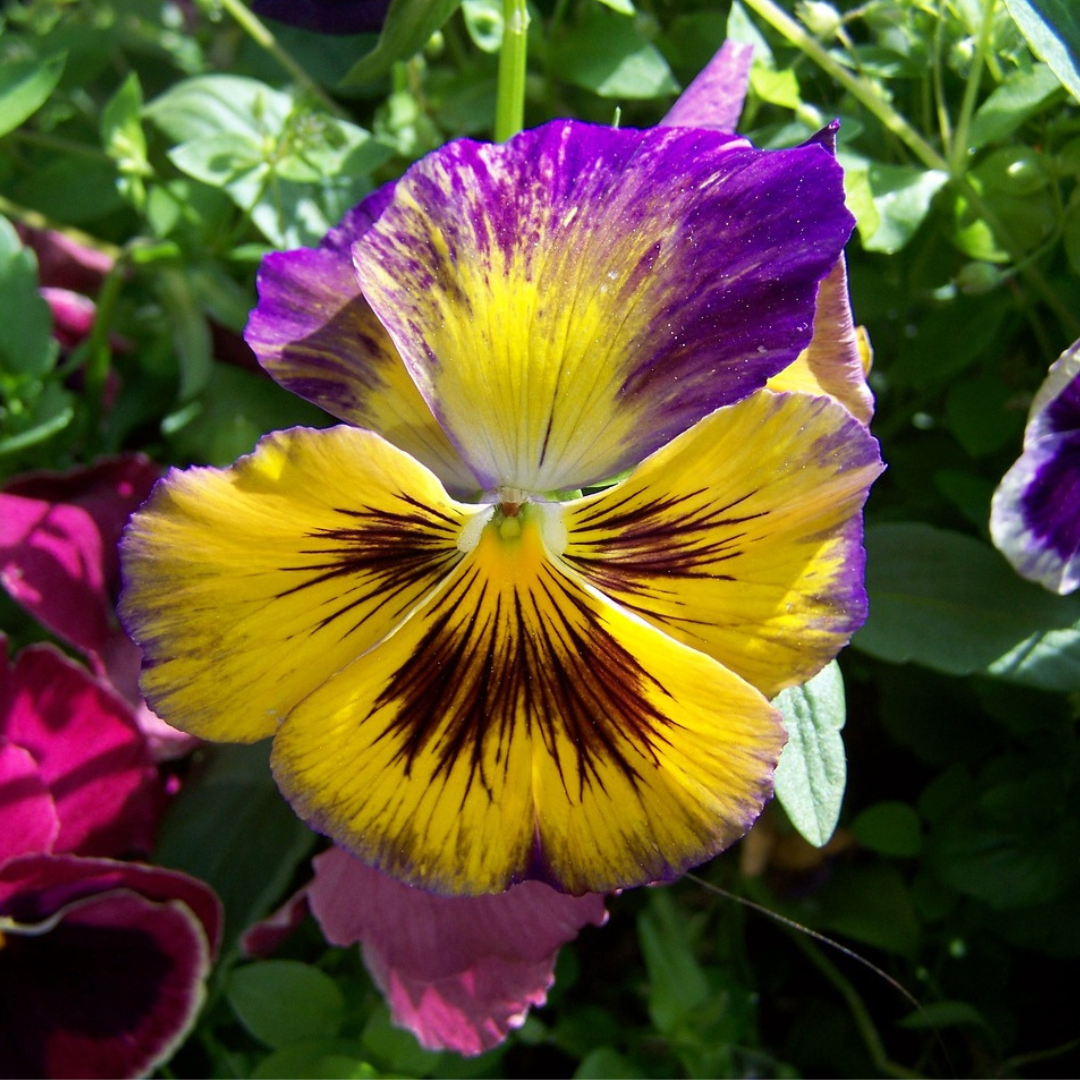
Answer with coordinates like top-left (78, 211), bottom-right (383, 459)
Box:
top-left (0, 855), bottom-right (217, 1080)
top-left (562, 390), bottom-right (883, 699)
top-left (272, 505), bottom-right (785, 896)
top-left (120, 426), bottom-right (479, 743)
top-left (991, 341), bottom-right (1080, 594)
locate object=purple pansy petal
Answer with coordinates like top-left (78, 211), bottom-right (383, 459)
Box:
top-left (661, 40), bottom-right (754, 133)
top-left (246, 227), bottom-right (477, 494)
top-left (991, 340), bottom-right (1080, 593)
top-left (307, 847), bottom-right (608, 1055)
top-left (355, 119), bottom-right (854, 492)
top-left (0, 455), bottom-right (159, 662)
top-left (3, 644), bottom-right (161, 859)
top-left (251, 0), bottom-right (390, 34)
top-left (0, 854), bottom-right (219, 1080)
top-left (0, 738), bottom-right (59, 863)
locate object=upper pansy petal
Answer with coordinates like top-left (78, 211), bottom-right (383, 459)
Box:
top-left (120, 425), bottom-right (479, 744)
top-left (246, 207), bottom-right (478, 495)
top-left (661, 40), bottom-right (754, 133)
top-left (562, 390), bottom-right (883, 699)
top-left (991, 341), bottom-right (1080, 594)
top-left (354, 119), bottom-right (855, 493)
top-left (308, 847), bottom-right (608, 1055)
top-left (766, 258), bottom-right (875, 424)
top-left (272, 505), bottom-right (786, 896)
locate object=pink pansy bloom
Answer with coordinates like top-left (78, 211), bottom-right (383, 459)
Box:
top-left (0, 637), bottom-right (221, 1079)
top-left (0, 455), bottom-right (195, 759)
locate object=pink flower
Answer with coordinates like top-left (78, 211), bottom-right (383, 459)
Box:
top-left (0, 638), bottom-right (221, 1079)
top-left (0, 455), bottom-right (194, 759)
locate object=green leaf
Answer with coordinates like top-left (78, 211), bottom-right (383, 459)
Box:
top-left (637, 889), bottom-right (709, 1034)
top-left (815, 863), bottom-right (921, 956)
top-left (0, 52), bottom-right (66, 139)
top-left (551, 9), bottom-right (679, 99)
top-left (153, 743), bottom-right (318, 954)
top-left (228, 961), bottom-right (345, 1049)
top-left (101, 71), bottom-right (150, 194)
top-left (854, 523), bottom-right (1080, 691)
top-left (361, 1007), bottom-right (446, 1075)
top-left (146, 74), bottom-right (292, 143)
top-left (251, 1045), bottom-right (377, 1080)
top-left (772, 661), bottom-right (847, 848)
top-left (1004, 0), bottom-right (1080, 104)
top-left (851, 801), bottom-right (923, 857)
top-left (574, 1048), bottom-right (639, 1079)
top-left (859, 163), bottom-right (949, 254)
top-left (969, 62), bottom-right (1064, 148)
top-left (0, 216), bottom-right (57, 381)
top-left (341, 0), bottom-right (463, 85)
top-left (155, 267), bottom-right (213, 401)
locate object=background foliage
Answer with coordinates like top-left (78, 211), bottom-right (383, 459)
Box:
top-left (2, 0), bottom-right (1079, 1076)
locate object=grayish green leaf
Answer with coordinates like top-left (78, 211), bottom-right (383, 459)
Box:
top-left (773, 660), bottom-right (847, 848)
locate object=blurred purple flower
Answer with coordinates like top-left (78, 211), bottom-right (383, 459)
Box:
top-left (991, 338), bottom-right (1080, 594)
top-left (252, 0), bottom-right (390, 34)
top-left (0, 456), bottom-right (195, 759)
top-left (0, 638), bottom-right (221, 1080)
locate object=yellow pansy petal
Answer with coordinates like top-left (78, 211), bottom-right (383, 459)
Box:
top-left (272, 506), bottom-right (785, 896)
top-left (767, 258), bottom-right (875, 424)
top-left (119, 426), bottom-right (477, 742)
top-left (563, 391), bottom-right (884, 699)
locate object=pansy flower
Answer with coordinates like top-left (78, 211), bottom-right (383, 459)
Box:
top-left (991, 338), bottom-right (1080, 594)
top-left (121, 114), bottom-right (882, 898)
top-left (0, 638), bottom-right (221, 1079)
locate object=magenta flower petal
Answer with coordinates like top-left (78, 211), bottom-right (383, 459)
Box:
top-left (991, 340), bottom-right (1080, 593)
top-left (307, 847), bottom-right (607, 1055)
top-left (0, 853), bottom-right (220, 1080)
top-left (0, 738), bottom-right (59, 863)
top-left (2, 644), bottom-right (161, 859)
top-left (661, 40), bottom-right (754, 133)
top-left (0, 455), bottom-right (159, 662)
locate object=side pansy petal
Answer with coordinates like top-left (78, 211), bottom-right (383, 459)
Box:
top-left (355, 119), bottom-right (854, 493)
top-left (562, 390), bottom-right (883, 700)
top-left (120, 426), bottom-right (478, 743)
top-left (991, 341), bottom-right (1080, 594)
top-left (766, 258), bottom-right (875, 424)
top-left (246, 245), bottom-right (477, 494)
top-left (272, 507), bottom-right (786, 896)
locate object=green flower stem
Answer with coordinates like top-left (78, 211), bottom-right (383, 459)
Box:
top-left (494, 0), bottom-right (529, 142)
top-left (218, 0), bottom-right (350, 120)
top-left (949, 0), bottom-right (996, 177)
top-left (739, 0), bottom-right (948, 174)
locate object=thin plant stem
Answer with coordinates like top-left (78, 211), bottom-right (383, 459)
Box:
top-left (949, 0), bottom-right (996, 176)
top-left (494, 0), bottom-right (529, 142)
top-left (217, 0), bottom-right (350, 120)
